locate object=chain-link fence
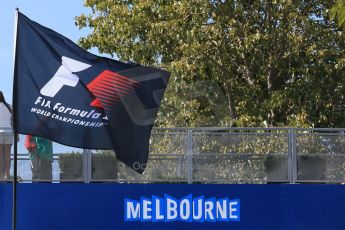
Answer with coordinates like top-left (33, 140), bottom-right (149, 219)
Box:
top-left (1, 127), bottom-right (345, 183)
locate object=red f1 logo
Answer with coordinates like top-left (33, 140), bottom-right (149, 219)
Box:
top-left (87, 70), bottom-right (141, 110)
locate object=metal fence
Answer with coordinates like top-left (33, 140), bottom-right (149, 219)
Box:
top-left (1, 127), bottom-right (345, 183)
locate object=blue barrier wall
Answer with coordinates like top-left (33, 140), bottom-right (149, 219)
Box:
top-left (0, 184), bottom-right (345, 230)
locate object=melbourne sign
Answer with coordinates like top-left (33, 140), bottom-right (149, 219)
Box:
top-left (124, 194), bottom-right (240, 222)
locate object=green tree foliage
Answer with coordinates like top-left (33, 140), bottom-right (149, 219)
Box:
top-left (76, 0), bottom-right (345, 128)
top-left (331, 0), bottom-right (345, 28)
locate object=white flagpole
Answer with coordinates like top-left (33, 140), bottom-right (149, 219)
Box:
top-left (12, 7), bottom-right (19, 230)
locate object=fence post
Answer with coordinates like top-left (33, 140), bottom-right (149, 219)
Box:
top-left (1, 144), bottom-right (4, 180)
top-left (187, 130), bottom-right (193, 184)
top-left (83, 149), bottom-right (92, 183)
top-left (288, 129), bottom-right (297, 184)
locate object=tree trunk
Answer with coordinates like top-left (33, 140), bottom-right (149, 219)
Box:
top-left (223, 83), bottom-right (237, 120)
top-left (216, 45), bottom-right (237, 120)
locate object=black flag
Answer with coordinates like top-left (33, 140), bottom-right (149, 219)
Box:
top-left (13, 12), bottom-right (170, 173)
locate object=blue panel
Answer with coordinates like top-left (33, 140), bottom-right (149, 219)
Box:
top-left (0, 184), bottom-right (12, 230)
top-left (0, 184), bottom-right (345, 230)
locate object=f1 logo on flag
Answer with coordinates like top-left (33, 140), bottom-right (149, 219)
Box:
top-left (40, 56), bottom-right (141, 111)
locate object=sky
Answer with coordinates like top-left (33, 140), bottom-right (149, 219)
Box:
top-left (0, 0), bottom-right (95, 101)
top-left (0, 1), bottom-right (107, 153)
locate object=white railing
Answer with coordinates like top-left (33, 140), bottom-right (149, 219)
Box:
top-left (1, 127), bottom-right (345, 183)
